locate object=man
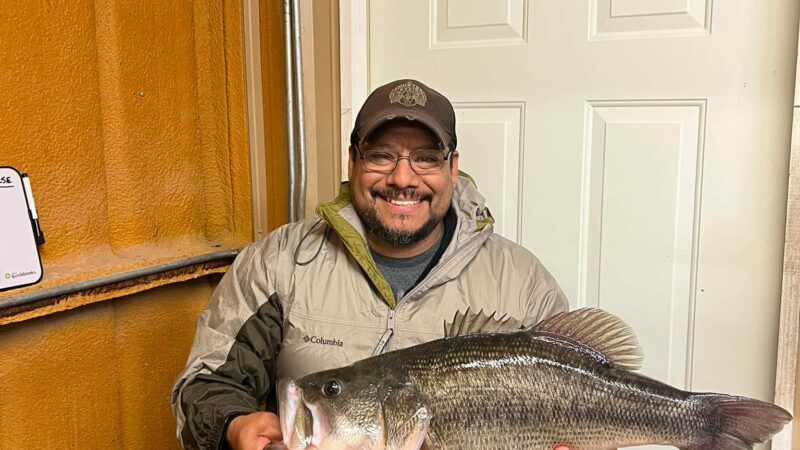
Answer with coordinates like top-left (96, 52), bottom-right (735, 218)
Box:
top-left (171, 79), bottom-right (569, 450)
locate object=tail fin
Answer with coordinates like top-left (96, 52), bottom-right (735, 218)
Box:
top-left (689, 394), bottom-right (792, 449)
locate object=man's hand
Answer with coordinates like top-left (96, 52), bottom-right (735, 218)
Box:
top-left (222, 412), bottom-right (571, 450)
top-left (226, 412), bottom-right (282, 450)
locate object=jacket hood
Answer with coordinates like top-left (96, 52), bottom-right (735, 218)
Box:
top-left (315, 173), bottom-right (495, 308)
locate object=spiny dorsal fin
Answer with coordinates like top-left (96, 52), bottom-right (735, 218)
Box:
top-left (444, 308), bottom-right (522, 338)
top-left (532, 308), bottom-right (644, 370)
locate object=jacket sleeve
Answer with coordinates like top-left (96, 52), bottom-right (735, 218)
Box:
top-left (171, 237), bottom-right (284, 450)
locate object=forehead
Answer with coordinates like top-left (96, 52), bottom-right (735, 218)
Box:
top-left (364, 119), bottom-right (440, 147)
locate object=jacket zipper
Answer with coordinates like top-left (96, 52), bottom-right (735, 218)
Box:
top-left (372, 307), bottom-right (396, 356)
top-left (373, 226), bottom-right (492, 355)
top-left (403, 226), bottom-right (491, 302)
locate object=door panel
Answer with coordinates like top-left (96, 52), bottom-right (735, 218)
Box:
top-left (455, 103), bottom-right (524, 241)
top-left (584, 102), bottom-right (703, 389)
top-left (432, 0), bottom-right (527, 48)
top-left (592, 0), bottom-right (712, 39)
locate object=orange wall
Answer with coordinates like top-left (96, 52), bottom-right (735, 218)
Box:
top-left (0, 0), bottom-right (287, 448)
top-left (0, 279), bottom-right (216, 449)
top-left (0, 0), bottom-right (252, 264)
top-left (0, 0), bottom-right (253, 304)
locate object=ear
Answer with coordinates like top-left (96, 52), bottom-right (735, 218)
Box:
top-left (348, 145), bottom-right (357, 180)
top-left (449, 150), bottom-right (459, 185)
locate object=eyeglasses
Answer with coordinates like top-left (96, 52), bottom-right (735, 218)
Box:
top-left (357, 147), bottom-right (453, 174)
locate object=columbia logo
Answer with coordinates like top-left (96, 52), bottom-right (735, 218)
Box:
top-left (302, 335), bottom-right (344, 347)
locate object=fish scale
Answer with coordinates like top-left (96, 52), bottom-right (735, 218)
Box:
top-left (280, 308), bottom-right (791, 450)
top-left (390, 332), bottom-right (700, 449)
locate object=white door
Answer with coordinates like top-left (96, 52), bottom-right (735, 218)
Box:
top-left (356, 1), bottom-right (799, 448)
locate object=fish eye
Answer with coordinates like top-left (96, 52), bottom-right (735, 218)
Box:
top-left (322, 379), bottom-right (342, 397)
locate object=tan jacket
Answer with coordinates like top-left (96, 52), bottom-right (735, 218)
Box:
top-left (171, 176), bottom-right (568, 449)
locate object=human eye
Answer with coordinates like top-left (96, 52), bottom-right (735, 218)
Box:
top-left (365, 150), bottom-right (397, 166)
top-left (412, 150), bottom-right (445, 167)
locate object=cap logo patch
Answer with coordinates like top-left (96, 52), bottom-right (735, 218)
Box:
top-left (389, 81), bottom-right (427, 107)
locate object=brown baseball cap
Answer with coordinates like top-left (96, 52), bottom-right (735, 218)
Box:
top-left (350, 79), bottom-right (457, 151)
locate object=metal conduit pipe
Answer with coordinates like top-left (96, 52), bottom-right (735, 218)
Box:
top-left (291, 0), bottom-right (307, 219)
top-left (283, 0), bottom-right (297, 222)
top-left (0, 249), bottom-right (240, 309)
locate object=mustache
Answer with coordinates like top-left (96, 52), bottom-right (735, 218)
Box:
top-left (370, 187), bottom-right (431, 201)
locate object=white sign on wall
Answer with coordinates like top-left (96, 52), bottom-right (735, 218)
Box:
top-left (0, 167), bottom-right (43, 291)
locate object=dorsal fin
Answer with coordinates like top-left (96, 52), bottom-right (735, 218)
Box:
top-left (532, 308), bottom-right (644, 371)
top-left (444, 308), bottom-right (522, 338)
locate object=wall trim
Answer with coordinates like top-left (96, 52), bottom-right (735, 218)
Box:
top-left (773, 21), bottom-right (800, 450)
top-left (244, 0), bottom-right (269, 240)
top-left (0, 249), bottom-right (238, 326)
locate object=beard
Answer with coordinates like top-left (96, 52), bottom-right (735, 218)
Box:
top-left (358, 187), bottom-right (446, 248)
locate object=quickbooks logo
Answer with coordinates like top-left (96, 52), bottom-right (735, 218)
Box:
top-left (5, 270), bottom-right (37, 280)
top-left (303, 335), bottom-right (344, 347)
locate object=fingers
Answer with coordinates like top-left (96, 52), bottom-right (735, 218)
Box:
top-left (227, 412), bottom-right (284, 450)
top-left (256, 412), bottom-right (283, 442)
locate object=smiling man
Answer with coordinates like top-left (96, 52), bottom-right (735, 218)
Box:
top-left (171, 79), bottom-right (569, 450)
top-left (351, 119), bottom-right (453, 258)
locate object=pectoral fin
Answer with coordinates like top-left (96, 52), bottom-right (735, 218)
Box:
top-left (381, 385), bottom-right (431, 450)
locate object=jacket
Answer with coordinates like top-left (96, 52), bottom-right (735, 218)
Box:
top-left (171, 176), bottom-right (569, 449)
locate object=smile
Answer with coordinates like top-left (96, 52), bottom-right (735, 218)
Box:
top-left (388, 198), bottom-right (420, 207)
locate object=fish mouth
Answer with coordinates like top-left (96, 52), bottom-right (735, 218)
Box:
top-left (278, 379), bottom-right (331, 449)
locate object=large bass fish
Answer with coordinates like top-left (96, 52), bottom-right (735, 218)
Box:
top-left (277, 308), bottom-right (791, 449)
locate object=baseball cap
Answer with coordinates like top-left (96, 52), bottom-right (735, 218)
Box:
top-left (350, 79), bottom-right (457, 151)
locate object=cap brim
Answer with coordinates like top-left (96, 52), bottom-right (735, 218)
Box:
top-left (357, 107), bottom-right (453, 150)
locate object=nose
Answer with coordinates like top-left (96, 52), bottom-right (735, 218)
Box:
top-left (385, 156), bottom-right (419, 188)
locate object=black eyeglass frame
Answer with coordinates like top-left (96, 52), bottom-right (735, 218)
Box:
top-left (355, 146), bottom-right (456, 174)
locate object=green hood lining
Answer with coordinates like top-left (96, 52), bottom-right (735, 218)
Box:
top-left (315, 183), bottom-right (398, 308)
top-left (457, 170), bottom-right (494, 231)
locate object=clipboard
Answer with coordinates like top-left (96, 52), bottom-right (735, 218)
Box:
top-left (0, 166), bottom-right (43, 291)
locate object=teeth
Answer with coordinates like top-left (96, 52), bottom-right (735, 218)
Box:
top-left (389, 199), bottom-right (419, 206)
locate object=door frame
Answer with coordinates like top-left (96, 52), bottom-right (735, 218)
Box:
top-left (773, 24), bottom-right (800, 448)
top-left (338, 0), bottom-right (369, 180)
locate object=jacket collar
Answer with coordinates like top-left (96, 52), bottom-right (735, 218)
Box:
top-left (314, 174), bottom-right (494, 308)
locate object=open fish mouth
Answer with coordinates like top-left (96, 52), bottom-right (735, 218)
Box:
top-left (279, 379), bottom-right (331, 449)
top-left (279, 378), bottom-right (389, 450)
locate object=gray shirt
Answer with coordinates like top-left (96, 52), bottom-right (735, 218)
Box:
top-left (371, 232), bottom-right (442, 301)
